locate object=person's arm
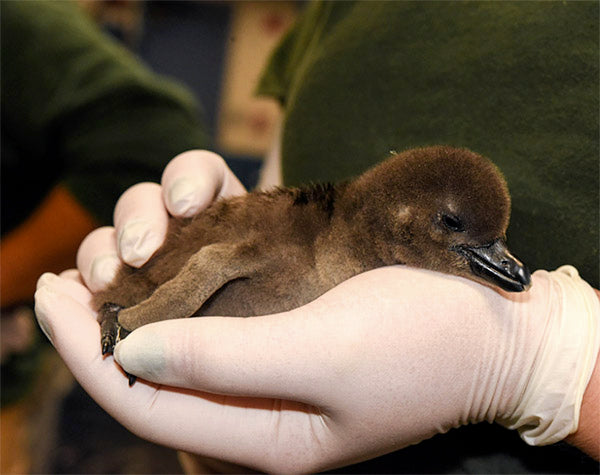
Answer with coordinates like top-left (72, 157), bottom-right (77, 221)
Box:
top-left (565, 289), bottom-right (600, 459)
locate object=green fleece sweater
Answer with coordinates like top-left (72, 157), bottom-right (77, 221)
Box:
top-left (258, 1), bottom-right (598, 472)
top-left (259, 0), bottom-right (599, 291)
top-left (1, 0), bottom-right (209, 231)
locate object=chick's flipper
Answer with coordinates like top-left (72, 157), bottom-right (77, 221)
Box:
top-left (115, 242), bottom-right (263, 332)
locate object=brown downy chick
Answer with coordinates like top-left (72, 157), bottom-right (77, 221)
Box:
top-left (94, 146), bottom-right (531, 359)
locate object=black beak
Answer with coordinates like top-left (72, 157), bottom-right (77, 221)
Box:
top-left (454, 239), bottom-right (531, 292)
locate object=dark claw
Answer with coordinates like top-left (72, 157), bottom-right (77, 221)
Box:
top-left (98, 302), bottom-right (135, 386)
top-left (99, 302), bottom-right (125, 355)
top-left (102, 339), bottom-right (113, 356)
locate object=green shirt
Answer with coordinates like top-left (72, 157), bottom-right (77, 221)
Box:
top-left (258, 1), bottom-right (598, 472)
top-left (259, 0), bottom-right (599, 289)
top-left (1, 0), bottom-right (209, 231)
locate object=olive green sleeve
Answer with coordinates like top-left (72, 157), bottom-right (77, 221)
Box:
top-left (1, 1), bottom-right (209, 225)
top-left (256, 0), bottom-right (346, 105)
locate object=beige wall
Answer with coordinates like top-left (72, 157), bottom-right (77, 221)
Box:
top-left (217, 1), bottom-right (297, 157)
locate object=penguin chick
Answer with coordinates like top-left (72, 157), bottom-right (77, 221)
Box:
top-left (94, 145), bottom-right (531, 358)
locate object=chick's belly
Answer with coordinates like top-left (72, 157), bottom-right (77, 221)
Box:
top-left (193, 273), bottom-right (322, 318)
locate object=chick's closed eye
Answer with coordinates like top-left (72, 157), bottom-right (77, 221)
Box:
top-left (440, 214), bottom-right (465, 233)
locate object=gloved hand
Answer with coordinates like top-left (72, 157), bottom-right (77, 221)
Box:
top-left (76, 149), bottom-right (246, 292)
top-left (34, 150), bottom-right (600, 473)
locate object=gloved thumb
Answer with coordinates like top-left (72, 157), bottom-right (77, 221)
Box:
top-left (112, 307), bottom-right (333, 406)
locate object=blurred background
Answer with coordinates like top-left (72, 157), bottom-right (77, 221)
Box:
top-left (81, 0), bottom-right (298, 185)
top-left (1, 1), bottom-right (299, 473)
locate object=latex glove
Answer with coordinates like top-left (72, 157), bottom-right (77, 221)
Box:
top-left (76, 150), bottom-right (246, 292)
top-left (35, 263), bottom-right (599, 472)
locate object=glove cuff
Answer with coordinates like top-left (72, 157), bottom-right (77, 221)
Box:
top-left (498, 265), bottom-right (600, 446)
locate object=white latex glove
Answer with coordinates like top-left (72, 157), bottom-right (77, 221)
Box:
top-left (35, 264), bottom-right (599, 472)
top-left (34, 150), bottom-right (599, 471)
top-left (76, 150), bottom-right (246, 292)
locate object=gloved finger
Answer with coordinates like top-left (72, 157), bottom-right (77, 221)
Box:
top-left (114, 312), bottom-right (330, 406)
top-left (34, 272), bottom-right (102, 360)
top-left (113, 182), bottom-right (169, 268)
top-left (37, 272), bottom-right (92, 309)
top-left (121, 385), bottom-right (323, 473)
top-left (34, 274), bottom-right (325, 472)
top-left (162, 150), bottom-right (246, 218)
top-left (76, 226), bottom-right (121, 292)
top-left (34, 273), bottom-right (172, 422)
top-left (58, 268), bottom-right (85, 286)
